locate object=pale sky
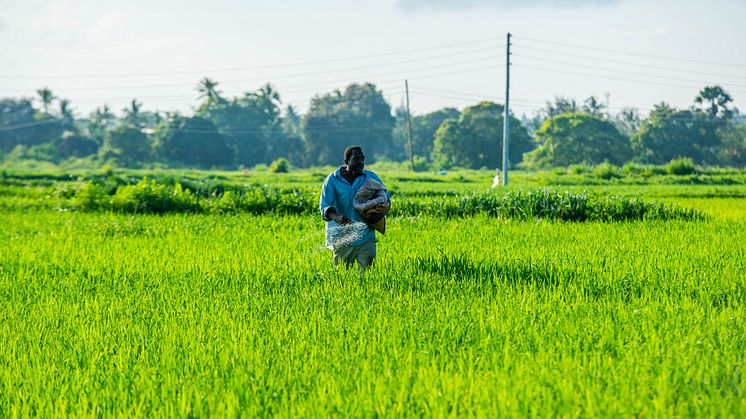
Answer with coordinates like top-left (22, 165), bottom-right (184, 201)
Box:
top-left (1, 0), bottom-right (745, 119)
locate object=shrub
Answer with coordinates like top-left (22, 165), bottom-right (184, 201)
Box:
top-left (569, 164), bottom-right (592, 175)
top-left (269, 158), bottom-right (291, 173)
top-left (641, 165), bottom-right (667, 177)
top-left (621, 162), bottom-right (645, 176)
top-left (70, 182), bottom-right (108, 211)
top-left (592, 162), bottom-right (621, 180)
top-left (111, 178), bottom-right (199, 213)
top-left (666, 157), bottom-right (696, 175)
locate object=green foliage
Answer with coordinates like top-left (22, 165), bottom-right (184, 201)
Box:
top-left (432, 102), bottom-right (532, 169)
top-left (666, 157), bottom-right (697, 175)
top-left (0, 99), bottom-right (63, 152)
top-left (111, 179), bottom-right (200, 213)
top-left (393, 188), bottom-right (702, 221)
top-left (3, 84), bottom-right (746, 174)
top-left (1, 205), bottom-right (743, 416)
top-left (393, 107), bottom-right (460, 162)
top-left (101, 124), bottom-right (151, 166)
top-left (154, 116), bottom-right (235, 168)
top-left (412, 155), bottom-right (430, 172)
top-left (85, 105), bottom-right (116, 146)
top-left (718, 123), bottom-right (746, 167)
top-left (592, 162), bottom-right (621, 180)
top-left (621, 162), bottom-right (644, 176)
top-left (269, 157), bottom-right (291, 173)
top-left (54, 131), bottom-right (98, 159)
top-left (632, 103), bottom-right (722, 165)
top-left (3, 168), bottom-right (746, 416)
top-left (533, 112), bottom-right (631, 166)
top-left (303, 83), bottom-right (395, 165)
top-left (568, 163), bottom-right (592, 174)
top-left (69, 181), bottom-right (109, 211)
top-left (694, 85), bottom-right (733, 120)
top-left (38, 177), bottom-right (705, 222)
top-left (197, 84), bottom-right (299, 167)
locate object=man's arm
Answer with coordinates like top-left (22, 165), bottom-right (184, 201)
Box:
top-left (319, 175), bottom-right (351, 224)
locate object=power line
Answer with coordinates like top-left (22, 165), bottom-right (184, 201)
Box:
top-left (516, 35), bottom-right (746, 68)
top-left (413, 85), bottom-right (548, 105)
top-left (65, 65), bottom-right (504, 105)
top-left (513, 44), bottom-right (746, 81)
top-left (0, 119), bottom-right (59, 132)
top-left (513, 63), bottom-right (746, 95)
top-left (280, 64), bottom-right (504, 97)
top-left (0, 35), bottom-right (505, 80)
top-left (412, 86), bottom-right (744, 120)
top-left (513, 54), bottom-right (746, 89)
top-left (0, 54), bottom-right (503, 94)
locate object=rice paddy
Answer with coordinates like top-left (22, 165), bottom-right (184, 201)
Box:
top-left (0, 168), bottom-right (744, 416)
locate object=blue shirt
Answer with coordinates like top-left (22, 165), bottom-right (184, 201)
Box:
top-left (319, 167), bottom-right (389, 249)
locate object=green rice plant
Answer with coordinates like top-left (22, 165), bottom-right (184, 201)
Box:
top-left (592, 162), bottom-right (621, 180)
top-left (269, 157), bottom-right (291, 173)
top-left (666, 157), bottom-right (697, 175)
top-left (110, 178), bottom-right (200, 213)
top-left (0, 209), bottom-right (743, 416)
top-left (392, 189), bottom-right (703, 222)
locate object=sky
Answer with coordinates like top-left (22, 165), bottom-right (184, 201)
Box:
top-left (1, 0), bottom-right (745, 119)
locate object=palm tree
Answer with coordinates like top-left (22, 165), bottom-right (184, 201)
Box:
top-left (257, 83), bottom-right (280, 103)
top-left (58, 99), bottom-right (76, 130)
top-left (36, 87), bottom-right (56, 114)
top-left (197, 77), bottom-right (222, 102)
top-left (93, 104), bottom-right (115, 124)
top-left (123, 99), bottom-right (143, 126)
top-left (694, 85), bottom-right (733, 119)
top-left (88, 104), bottom-right (116, 144)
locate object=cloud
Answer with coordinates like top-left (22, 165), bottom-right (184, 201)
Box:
top-left (397, 0), bottom-right (622, 13)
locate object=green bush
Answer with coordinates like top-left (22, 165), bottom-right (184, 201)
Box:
top-left (621, 162), bottom-right (644, 176)
top-left (269, 158), bottom-right (291, 173)
top-left (592, 162), bottom-right (621, 180)
top-left (666, 158), bottom-right (696, 175)
top-left (110, 178), bottom-right (199, 213)
top-left (641, 165), bottom-right (668, 177)
top-left (70, 182), bottom-right (108, 211)
top-left (568, 164), bottom-right (592, 175)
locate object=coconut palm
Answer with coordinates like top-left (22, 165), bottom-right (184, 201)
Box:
top-left (123, 99), bottom-right (143, 126)
top-left (58, 99), bottom-right (76, 130)
top-left (197, 77), bottom-right (223, 102)
top-left (36, 87), bottom-right (56, 114)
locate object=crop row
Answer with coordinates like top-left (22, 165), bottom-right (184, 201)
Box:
top-left (36, 179), bottom-right (704, 222)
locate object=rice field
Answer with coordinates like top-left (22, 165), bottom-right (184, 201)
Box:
top-left (0, 168), bottom-right (744, 416)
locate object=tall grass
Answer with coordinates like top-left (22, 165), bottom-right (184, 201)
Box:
top-left (0, 211), bottom-right (743, 416)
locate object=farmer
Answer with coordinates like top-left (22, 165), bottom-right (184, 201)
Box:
top-left (319, 145), bottom-right (390, 270)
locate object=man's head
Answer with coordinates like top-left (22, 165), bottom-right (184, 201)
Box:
top-left (344, 145), bottom-right (365, 175)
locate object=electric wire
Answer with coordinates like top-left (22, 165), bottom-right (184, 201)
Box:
top-left (0, 35), bottom-right (505, 80)
top-left (516, 35), bottom-right (746, 68)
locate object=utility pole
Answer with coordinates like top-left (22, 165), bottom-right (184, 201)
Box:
top-left (502, 33), bottom-right (511, 186)
top-left (405, 79), bottom-right (415, 171)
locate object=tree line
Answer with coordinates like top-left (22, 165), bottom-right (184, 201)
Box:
top-left (1, 79), bottom-right (744, 169)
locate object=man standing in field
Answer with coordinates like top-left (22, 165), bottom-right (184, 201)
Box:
top-left (319, 145), bottom-right (390, 270)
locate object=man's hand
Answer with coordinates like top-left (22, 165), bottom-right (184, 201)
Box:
top-left (326, 207), bottom-right (351, 225)
top-left (334, 215), bottom-right (352, 225)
